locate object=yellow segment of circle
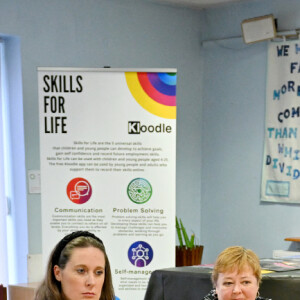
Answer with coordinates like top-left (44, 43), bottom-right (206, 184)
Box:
top-left (125, 72), bottom-right (176, 119)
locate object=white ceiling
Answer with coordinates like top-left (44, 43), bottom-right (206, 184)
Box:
top-left (146, 0), bottom-right (252, 9)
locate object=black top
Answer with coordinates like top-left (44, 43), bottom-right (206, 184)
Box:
top-left (202, 289), bottom-right (271, 300)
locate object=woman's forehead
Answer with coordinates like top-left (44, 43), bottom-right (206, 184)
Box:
top-left (221, 263), bottom-right (254, 274)
top-left (68, 247), bottom-right (105, 264)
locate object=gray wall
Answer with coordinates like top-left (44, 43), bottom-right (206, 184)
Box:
top-left (3, 0), bottom-right (300, 282)
top-left (201, 0), bottom-right (300, 263)
top-left (0, 0), bottom-right (203, 282)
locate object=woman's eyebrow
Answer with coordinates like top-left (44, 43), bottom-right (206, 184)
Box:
top-left (223, 276), bottom-right (234, 280)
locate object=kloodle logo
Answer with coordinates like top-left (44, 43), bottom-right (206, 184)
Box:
top-left (128, 121), bottom-right (172, 134)
top-left (128, 241), bottom-right (153, 267)
top-left (66, 177), bottom-right (92, 204)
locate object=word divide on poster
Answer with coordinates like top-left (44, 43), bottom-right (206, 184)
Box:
top-left (38, 68), bottom-right (176, 299)
top-left (261, 41), bottom-right (300, 203)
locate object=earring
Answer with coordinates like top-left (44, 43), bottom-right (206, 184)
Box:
top-left (214, 290), bottom-right (218, 299)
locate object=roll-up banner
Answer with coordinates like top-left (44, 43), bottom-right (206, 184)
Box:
top-left (38, 68), bottom-right (176, 299)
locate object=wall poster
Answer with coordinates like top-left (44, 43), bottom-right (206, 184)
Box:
top-left (261, 40), bottom-right (300, 203)
top-left (38, 67), bottom-right (177, 299)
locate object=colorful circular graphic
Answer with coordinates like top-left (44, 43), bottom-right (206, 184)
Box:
top-left (127, 178), bottom-right (152, 204)
top-left (125, 72), bottom-right (176, 119)
top-left (128, 241), bottom-right (153, 267)
top-left (66, 177), bottom-right (92, 204)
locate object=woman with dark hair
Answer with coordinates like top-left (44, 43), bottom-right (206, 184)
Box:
top-left (34, 231), bottom-right (115, 300)
top-left (202, 246), bottom-right (271, 300)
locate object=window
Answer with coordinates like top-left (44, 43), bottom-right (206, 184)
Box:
top-left (0, 36), bottom-right (27, 285)
top-left (0, 40), bottom-right (9, 286)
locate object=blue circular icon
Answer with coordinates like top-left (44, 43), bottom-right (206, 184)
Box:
top-left (128, 241), bottom-right (153, 267)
